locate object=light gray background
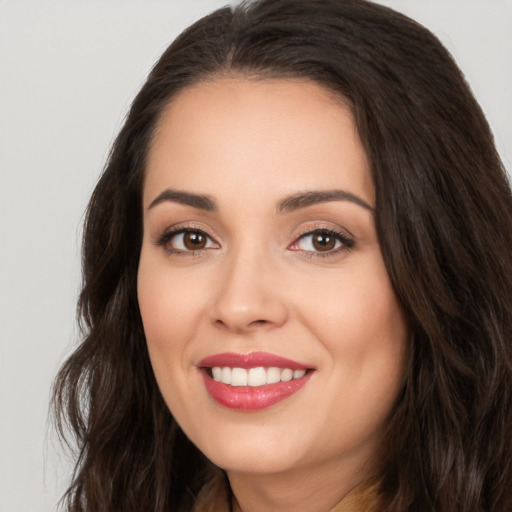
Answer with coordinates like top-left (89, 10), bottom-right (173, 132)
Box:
top-left (0, 1), bottom-right (510, 510)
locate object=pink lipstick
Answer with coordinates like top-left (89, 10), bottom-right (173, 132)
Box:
top-left (198, 352), bottom-right (313, 411)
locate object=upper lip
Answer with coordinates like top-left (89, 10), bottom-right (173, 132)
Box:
top-left (198, 352), bottom-right (312, 370)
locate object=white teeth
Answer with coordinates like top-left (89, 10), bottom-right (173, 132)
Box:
top-left (293, 369), bottom-right (306, 379)
top-left (221, 367), bottom-right (232, 385)
top-left (210, 366), bottom-right (308, 386)
top-left (212, 367), bottom-right (222, 381)
top-left (248, 367), bottom-right (266, 387)
top-left (281, 368), bottom-right (293, 382)
top-left (231, 367), bottom-right (248, 386)
top-left (267, 367), bottom-right (281, 384)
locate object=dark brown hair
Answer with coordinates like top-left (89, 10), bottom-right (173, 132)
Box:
top-left (52, 0), bottom-right (512, 510)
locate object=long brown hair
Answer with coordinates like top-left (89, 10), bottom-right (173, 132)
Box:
top-left (52, 0), bottom-right (512, 510)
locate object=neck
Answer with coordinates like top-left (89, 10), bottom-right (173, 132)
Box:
top-left (228, 457), bottom-right (380, 512)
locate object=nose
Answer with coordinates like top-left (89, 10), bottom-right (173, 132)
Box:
top-left (210, 246), bottom-right (288, 333)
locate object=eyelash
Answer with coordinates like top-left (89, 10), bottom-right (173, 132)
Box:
top-left (290, 227), bottom-right (355, 257)
top-left (154, 225), bottom-right (354, 257)
top-left (154, 225), bottom-right (219, 256)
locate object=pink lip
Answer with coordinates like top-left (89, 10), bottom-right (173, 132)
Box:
top-left (198, 352), bottom-right (313, 411)
top-left (198, 351), bottom-right (309, 370)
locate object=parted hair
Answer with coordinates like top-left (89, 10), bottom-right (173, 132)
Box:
top-left (52, 0), bottom-right (512, 510)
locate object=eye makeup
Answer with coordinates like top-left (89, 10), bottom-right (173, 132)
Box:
top-left (289, 225), bottom-right (355, 258)
top-left (152, 221), bottom-right (355, 260)
top-left (153, 224), bottom-right (219, 256)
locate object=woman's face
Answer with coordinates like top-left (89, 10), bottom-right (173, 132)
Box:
top-left (138, 78), bottom-right (408, 482)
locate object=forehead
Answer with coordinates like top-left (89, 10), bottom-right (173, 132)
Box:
top-left (144, 77), bottom-right (373, 208)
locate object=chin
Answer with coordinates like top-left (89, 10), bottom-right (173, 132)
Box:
top-left (187, 418), bottom-right (310, 475)
top-left (207, 442), bottom-right (304, 475)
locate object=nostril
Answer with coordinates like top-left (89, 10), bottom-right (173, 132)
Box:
top-left (213, 318), bottom-right (271, 331)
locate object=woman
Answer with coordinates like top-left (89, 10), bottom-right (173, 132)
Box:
top-left (52, 0), bottom-right (512, 510)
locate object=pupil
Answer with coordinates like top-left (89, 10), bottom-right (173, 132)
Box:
top-left (313, 233), bottom-right (335, 251)
top-left (184, 232), bottom-right (206, 250)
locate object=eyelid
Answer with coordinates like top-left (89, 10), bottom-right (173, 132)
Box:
top-left (153, 224), bottom-right (220, 255)
top-left (288, 224), bottom-right (355, 255)
top-left (152, 221), bottom-right (354, 257)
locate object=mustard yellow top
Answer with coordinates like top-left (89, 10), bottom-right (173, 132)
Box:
top-left (191, 469), bottom-right (381, 512)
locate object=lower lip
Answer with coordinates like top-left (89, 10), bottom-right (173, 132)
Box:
top-left (201, 371), bottom-right (312, 411)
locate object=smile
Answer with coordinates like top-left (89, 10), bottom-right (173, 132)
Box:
top-left (198, 352), bottom-right (314, 411)
top-left (211, 366), bottom-right (307, 387)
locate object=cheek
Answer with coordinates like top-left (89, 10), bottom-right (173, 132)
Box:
top-left (138, 256), bottom-right (205, 346)
top-left (296, 261), bottom-right (405, 349)
top-left (293, 257), bottom-right (408, 405)
top-left (137, 257), bottom-right (202, 418)
top-left (137, 256), bottom-right (190, 378)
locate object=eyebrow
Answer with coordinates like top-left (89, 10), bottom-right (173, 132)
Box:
top-left (148, 189), bottom-right (218, 211)
top-left (147, 188), bottom-right (374, 214)
top-left (277, 190), bottom-right (374, 213)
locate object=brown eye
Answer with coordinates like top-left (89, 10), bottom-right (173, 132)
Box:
top-left (291, 228), bottom-right (353, 254)
top-left (311, 233), bottom-right (336, 251)
top-left (160, 229), bottom-right (218, 253)
top-left (183, 231), bottom-right (207, 250)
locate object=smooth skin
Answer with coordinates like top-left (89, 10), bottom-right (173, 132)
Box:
top-left (137, 78), bottom-right (409, 512)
